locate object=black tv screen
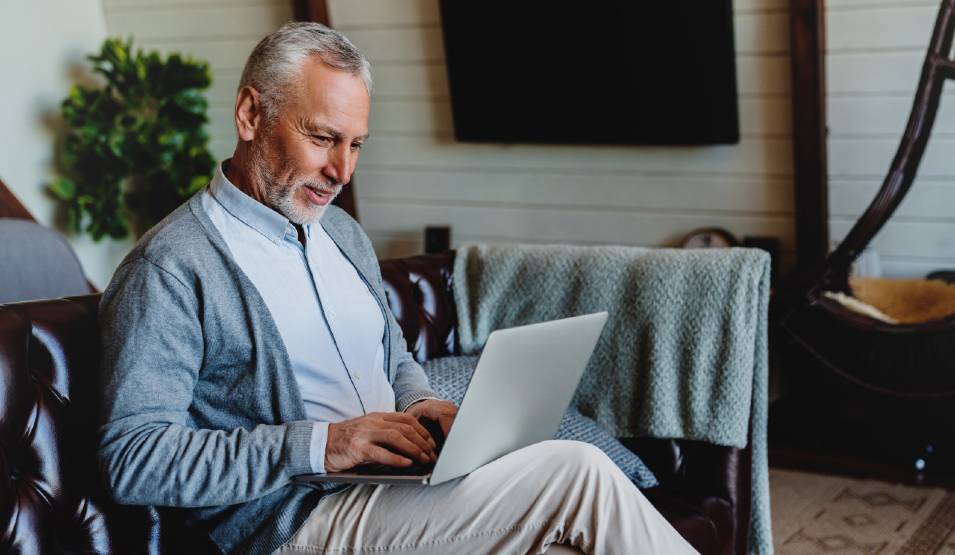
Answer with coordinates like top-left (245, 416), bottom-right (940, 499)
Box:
top-left (438, 1), bottom-right (740, 145)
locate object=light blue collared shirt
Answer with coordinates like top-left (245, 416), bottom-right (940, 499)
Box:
top-left (201, 162), bottom-right (396, 473)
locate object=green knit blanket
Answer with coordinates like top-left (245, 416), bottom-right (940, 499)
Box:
top-left (452, 243), bottom-right (772, 555)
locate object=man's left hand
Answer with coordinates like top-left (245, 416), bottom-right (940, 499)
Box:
top-left (404, 399), bottom-right (458, 437)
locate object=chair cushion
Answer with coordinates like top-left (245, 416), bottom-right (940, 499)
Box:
top-left (0, 219), bottom-right (89, 303)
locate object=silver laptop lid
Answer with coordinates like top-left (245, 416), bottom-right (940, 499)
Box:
top-left (429, 311), bottom-right (608, 485)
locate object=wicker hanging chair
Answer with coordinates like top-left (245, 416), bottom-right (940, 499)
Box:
top-left (781, 0), bottom-right (955, 400)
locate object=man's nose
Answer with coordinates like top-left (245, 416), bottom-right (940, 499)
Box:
top-left (325, 143), bottom-right (354, 185)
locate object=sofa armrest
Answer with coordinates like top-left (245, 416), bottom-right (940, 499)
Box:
top-left (623, 437), bottom-right (751, 555)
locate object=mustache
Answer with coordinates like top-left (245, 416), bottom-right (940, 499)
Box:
top-left (301, 180), bottom-right (342, 195)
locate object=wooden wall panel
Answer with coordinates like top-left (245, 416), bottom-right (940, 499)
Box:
top-left (104, 4), bottom-right (293, 40)
top-left (827, 6), bottom-right (937, 50)
top-left (828, 92), bottom-right (955, 135)
top-left (368, 97), bottom-right (794, 138)
top-left (829, 137), bottom-right (955, 177)
top-left (356, 170), bottom-right (794, 214)
top-left (358, 201), bottom-right (795, 250)
top-left (358, 137), bottom-right (793, 177)
top-left (831, 179), bottom-right (955, 219)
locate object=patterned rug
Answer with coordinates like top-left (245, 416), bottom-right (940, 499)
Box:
top-left (772, 469), bottom-right (955, 554)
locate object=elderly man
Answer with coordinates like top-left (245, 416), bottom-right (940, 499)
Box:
top-left (97, 22), bottom-right (696, 555)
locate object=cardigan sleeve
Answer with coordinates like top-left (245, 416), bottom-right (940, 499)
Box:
top-left (96, 256), bottom-right (315, 507)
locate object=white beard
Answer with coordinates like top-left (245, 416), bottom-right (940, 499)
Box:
top-left (248, 138), bottom-right (342, 225)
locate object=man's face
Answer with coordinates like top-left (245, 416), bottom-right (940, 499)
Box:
top-left (249, 56), bottom-right (370, 224)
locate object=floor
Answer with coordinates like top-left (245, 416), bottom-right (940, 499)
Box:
top-left (771, 468), bottom-right (955, 554)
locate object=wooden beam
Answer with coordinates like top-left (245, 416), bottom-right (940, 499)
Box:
top-left (789, 0), bottom-right (829, 277)
top-left (293, 0), bottom-right (331, 26)
top-left (0, 175), bottom-right (35, 220)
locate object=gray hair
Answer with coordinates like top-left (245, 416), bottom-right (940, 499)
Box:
top-left (239, 21), bottom-right (372, 123)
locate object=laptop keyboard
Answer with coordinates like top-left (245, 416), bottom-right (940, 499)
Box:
top-left (351, 462), bottom-right (435, 476)
top-left (350, 418), bottom-right (446, 476)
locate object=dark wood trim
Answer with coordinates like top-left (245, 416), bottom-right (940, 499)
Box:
top-left (940, 58), bottom-right (955, 79)
top-left (293, 0), bottom-right (330, 26)
top-left (789, 0), bottom-right (829, 279)
top-left (291, 0), bottom-right (359, 221)
top-left (0, 175), bottom-right (36, 220)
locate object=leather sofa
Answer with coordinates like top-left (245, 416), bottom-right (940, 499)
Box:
top-left (0, 251), bottom-right (750, 554)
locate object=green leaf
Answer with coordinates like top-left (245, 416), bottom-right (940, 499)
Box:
top-left (171, 89), bottom-right (207, 115)
top-left (49, 178), bottom-right (76, 200)
top-left (187, 174), bottom-right (210, 194)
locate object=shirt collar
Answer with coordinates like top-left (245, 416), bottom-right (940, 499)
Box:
top-left (209, 160), bottom-right (301, 245)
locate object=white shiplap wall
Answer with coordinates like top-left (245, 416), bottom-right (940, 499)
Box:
top-left (104, 0), bottom-right (798, 263)
top-left (329, 0), bottom-right (798, 260)
top-left (827, 0), bottom-right (955, 277)
top-left (101, 1), bottom-right (953, 275)
top-left (101, 0), bottom-right (294, 160)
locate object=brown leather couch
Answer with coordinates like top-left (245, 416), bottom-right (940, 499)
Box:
top-left (0, 251), bottom-right (750, 554)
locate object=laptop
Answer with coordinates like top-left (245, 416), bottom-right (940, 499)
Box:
top-left (294, 311), bottom-right (608, 487)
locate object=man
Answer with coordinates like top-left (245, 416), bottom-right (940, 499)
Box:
top-left (97, 22), bottom-right (696, 555)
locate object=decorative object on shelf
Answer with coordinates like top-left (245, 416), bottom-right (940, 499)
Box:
top-left (680, 227), bottom-right (739, 249)
top-left (50, 38), bottom-right (216, 240)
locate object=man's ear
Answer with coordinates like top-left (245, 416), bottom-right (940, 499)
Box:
top-left (235, 86), bottom-right (264, 142)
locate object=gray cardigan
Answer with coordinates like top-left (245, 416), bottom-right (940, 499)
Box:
top-left (97, 193), bottom-right (437, 554)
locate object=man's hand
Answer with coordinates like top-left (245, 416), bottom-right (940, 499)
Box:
top-left (404, 399), bottom-right (458, 437)
top-left (325, 412), bottom-right (437, 473)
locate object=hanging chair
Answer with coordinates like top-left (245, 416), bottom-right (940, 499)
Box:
top-left (781, 0), bottom-right (955, 400)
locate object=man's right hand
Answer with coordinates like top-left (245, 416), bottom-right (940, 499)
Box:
top-left (324, 412), bottom-right (438, 473)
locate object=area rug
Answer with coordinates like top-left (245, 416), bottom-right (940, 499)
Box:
top-left (772, 469), bottom-right (955, 554)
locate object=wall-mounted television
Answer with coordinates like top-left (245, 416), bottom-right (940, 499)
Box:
top-left (438, 1), bottom-right (740, 146)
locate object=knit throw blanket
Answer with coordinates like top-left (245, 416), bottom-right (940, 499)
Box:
top-left (452, 243), bottom-right (772, 555)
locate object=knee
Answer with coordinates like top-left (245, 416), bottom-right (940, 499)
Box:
top-left (542, 440), bottom-right (614, 472)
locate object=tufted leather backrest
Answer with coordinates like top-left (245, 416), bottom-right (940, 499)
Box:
top-left (379, 252), bottom-right (459, 363)
top-left (0, 296), bottom-right (215, 554)
top-left (0, 297), bottom-right (152, 553)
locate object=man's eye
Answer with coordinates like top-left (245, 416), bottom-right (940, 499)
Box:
top-left (351, 142), bottom-right (364, 151)
top-left (312, 135), bottom-right (333, 145)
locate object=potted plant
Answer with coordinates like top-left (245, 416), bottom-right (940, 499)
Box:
top-left (51, 38), bottom-right (216, 240)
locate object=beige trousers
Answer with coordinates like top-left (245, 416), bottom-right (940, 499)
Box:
top-left (274, 440), bottom-right (698, 555)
